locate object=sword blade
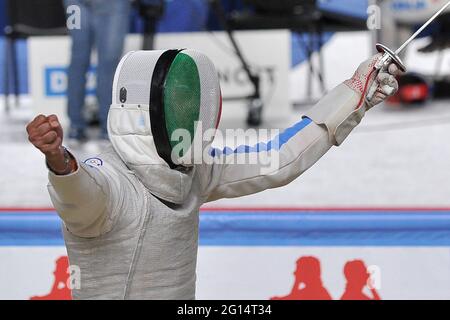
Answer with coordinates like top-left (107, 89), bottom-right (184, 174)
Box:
top-left (395, 0), bottom-right (450, 54)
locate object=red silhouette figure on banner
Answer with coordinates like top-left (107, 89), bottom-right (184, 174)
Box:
top-left (271, 256), bottom-right (332, 300)
top-left (30, 256), bottom-right (72, 300)
top-left (340, 260), bottom-right (381, 300)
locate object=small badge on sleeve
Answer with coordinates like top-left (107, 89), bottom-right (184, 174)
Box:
top-left (84, 157), bottom-right (103, 167)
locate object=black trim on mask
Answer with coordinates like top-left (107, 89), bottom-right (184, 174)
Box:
top-left (149, 49), bottom-right (182, 169)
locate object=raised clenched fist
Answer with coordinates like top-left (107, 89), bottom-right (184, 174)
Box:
top-left (26, 114), bottom-right (76, 175)
top-left (27, 114), bottom-right (63, 156)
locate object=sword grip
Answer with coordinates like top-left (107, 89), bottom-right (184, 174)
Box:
top-left (366, 66), bottom-right (385, 101)
top-left (367, 53), bottom-right (391, 101)
top-left (366, 76), bottom-right (379, 101)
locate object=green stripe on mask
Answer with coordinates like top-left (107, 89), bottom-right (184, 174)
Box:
top-left (164, 52), bottom-right (201, 155)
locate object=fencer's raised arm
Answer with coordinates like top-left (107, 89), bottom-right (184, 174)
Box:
top-left (26, 114), bottom-right (124, 238)
top-left (47, 152), bottom-right (125, 238)
top-left (201, 54), bottom-right (400, 202)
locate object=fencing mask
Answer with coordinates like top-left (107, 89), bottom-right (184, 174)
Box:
top-left (108, 49), bottom-right (222, 203)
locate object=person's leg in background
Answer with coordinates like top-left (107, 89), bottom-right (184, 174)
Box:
top-left (92, 0), bottom-right (131, 139)
top-left (64, 0), bottom-right (94, 141)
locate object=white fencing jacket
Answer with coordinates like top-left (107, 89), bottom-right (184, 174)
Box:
top-left (48, 84), bottom-right (364, 299)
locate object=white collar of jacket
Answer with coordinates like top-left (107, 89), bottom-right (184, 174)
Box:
top-left (108, 103), bottom-right (194, 204)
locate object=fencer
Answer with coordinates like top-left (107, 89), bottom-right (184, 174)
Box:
top-left (26, 49), bottom-right (401, 299)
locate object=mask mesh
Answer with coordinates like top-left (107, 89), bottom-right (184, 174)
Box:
top-left (164, 53), bottom-right (201, 155)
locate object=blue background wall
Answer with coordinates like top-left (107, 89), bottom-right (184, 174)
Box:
top-left (0, 0), bottom-right (368, 95)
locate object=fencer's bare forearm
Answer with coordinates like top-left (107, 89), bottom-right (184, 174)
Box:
top-left (46, 147), bottom-right (65, 169)
top-left (46, 147), bottom-right (78, 175)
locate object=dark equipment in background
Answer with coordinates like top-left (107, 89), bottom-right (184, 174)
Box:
top-left (3, 0), bottom-right (67, 113)
top-left (134, 0), bottom-right (165, 50)
top-left (418, 12), bottom-right (450, 53)
top-left (387, 73), bottom-right (431, 105)
top-left (209, 0), bottom-right (367, 126)
top-left (433, 78), bottom-right (450, 99)
top-left (418, 12), bottom-right (450, 101)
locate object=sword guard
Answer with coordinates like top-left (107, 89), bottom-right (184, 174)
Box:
top-left (375, 43), bottom-right (407, 73)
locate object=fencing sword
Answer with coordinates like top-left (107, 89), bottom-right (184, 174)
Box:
top-left (367, 0), bottom-right (450, 100)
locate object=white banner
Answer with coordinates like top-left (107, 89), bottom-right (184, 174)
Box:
top-left (28, 31), bottom-right (290, 129)
top-left (2, 246), bottom-right (450, 300)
